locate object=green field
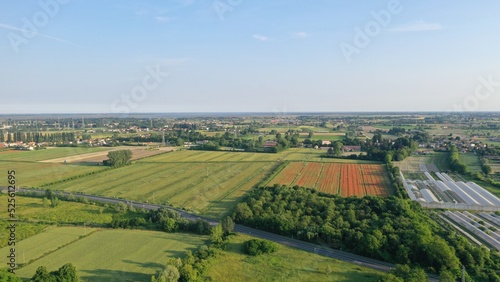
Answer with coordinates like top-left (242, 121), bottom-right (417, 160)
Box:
top-left (0, 226), bottom-right (96, 267)
top-left (204, 234), bottom-right (384, 282)
top-left (0, 162), bottom-right (105, 187)
top-left (459, 153), bottom-right (482, 172)
top-left (491, 161), bottom-right (500, 174)
top-left (15, 229), bottom-right (207, 281)
top-left (0, 195), bottom-right (113, 225)
top-left (395, 152), bottom-right (448, 172)
top-left (403, 172), bottom-right (431, 181)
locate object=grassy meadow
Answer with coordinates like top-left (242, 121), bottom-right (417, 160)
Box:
top-left (0, 226), bottom-right (97, 267)
top-left (204, 234), bottom-right (384, 282)
top-left (0, 194), bottom-right (113, 224)
top-left (15, 229), bottom-right (207, 282)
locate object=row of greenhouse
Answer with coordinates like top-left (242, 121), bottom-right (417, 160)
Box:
top-left (443, 211), bottom-right (500, 251)
top-left (401, 171), bottom-right (500, 211)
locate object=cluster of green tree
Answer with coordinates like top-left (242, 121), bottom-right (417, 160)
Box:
top-left (232, 186), bottom-right (500, 281)
top-left (30, 263), bottom-right (78, 282)
top-left (387, 127), bottom-right (407, 136)
top-left (243, 239), bottom-right (277, 256)
top-left (190, 141), bottom-right (220, 151)
top-left (325, 134), bottom-right (418, 162)
top-left (385, 161), bottom-right (407, 199)
top-left (378, 264), bottom-right (428, 282)
top-left (0, 131), bottom-right (76, 143)
top-left (190, 131), bottom-right (301, 153)
top-left (366, 134), bottom-right (418, 161)
top-left (325, 141), bottom-right (344, 156)
top-left (0, 268), bottom-right (21, 281)
top-left (302, 138), bottom-right (323, 148)
top-left (19, 190), bottom-right (91, 206)
top-left (475, 145), bottom-right (500, 157)
top-left (146, 208), bottom-right (213, 235)
top-left (109, 207), bottom-right (215, 237)
top-left (448, 145), bottom-right (468, 174)
top-left (152, 218), bottom-right (235, 282)
top-left (481, 157), bottom-right (493, 175)
top-left (152, 245), bottom-right (220, 282)
top-left (103, 149), bottom-right (132, 167)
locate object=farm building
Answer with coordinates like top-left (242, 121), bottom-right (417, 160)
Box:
top-left (342, 146), bottom-right (361, 152)
top-left (263, 141), bottom-right (278, 147)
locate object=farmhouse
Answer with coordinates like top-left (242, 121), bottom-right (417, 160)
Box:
top-left (322, 141), bottom-right (331, 146)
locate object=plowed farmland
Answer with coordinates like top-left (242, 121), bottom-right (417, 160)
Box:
top-left (267, 162), bottom-right (392, 197)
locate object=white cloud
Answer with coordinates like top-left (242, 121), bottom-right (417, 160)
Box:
top-left (155, 16), bottom-right (170, 23)
top-left (253, 34), bottom-right (270, 42)
top-left (386, 21), bottom-right (444, 33)
top-left (293, 32), bottom-right (308, 39)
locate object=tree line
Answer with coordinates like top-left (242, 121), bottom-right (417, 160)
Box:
top-left (0, 131), bottom-right (76, 143)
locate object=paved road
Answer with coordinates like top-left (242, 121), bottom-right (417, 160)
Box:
top-left (3, 187), bottom-right (439, 281)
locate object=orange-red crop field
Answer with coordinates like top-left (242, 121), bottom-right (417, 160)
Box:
top-left (268, 162), bottom-right (392, 197)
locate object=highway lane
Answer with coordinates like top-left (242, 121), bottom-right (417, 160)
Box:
top-left (3, 187), bottom-right (439, 281)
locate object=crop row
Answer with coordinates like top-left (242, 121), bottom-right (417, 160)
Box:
top-left (268, 162), bottom-right (391, 197)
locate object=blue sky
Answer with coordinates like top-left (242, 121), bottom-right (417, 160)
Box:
top-left (1, 0), bottom-right (500, 114)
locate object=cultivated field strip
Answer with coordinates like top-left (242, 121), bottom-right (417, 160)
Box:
top-left (268, 162), bottom-right (391, 197)
top-left (0, 147), bottom-right (110, 162)
top-left (0, 226), bottom-right (96, 266)
top-left (0, 162), bottom-right (105, 187)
